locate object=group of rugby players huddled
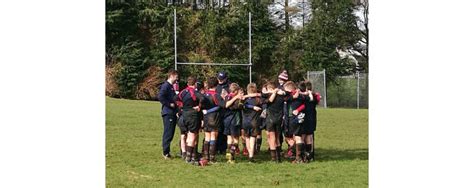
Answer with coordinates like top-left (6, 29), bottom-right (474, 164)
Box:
top-left (158, 70), bottom-right (320, 166)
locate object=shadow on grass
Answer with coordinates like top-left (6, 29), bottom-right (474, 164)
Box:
top-left (315, 148), bottom-right (368, 161)
top-left (225, 148), bottom-right (368, 163)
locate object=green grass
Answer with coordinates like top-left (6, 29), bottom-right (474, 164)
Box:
top-left (106, 97), bottom-right (368, 187)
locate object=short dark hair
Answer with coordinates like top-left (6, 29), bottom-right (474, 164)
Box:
top-left (298, 81), bottom-right (306, 92)
top-left (187, 76), bottom-right (197, 86)
top-left (168, 70), bottom-right (178, 78)
top-left (196, 80), bottom-right (203, 90)
top-left (207, 77), bottom-right (218, 88)
top-left (266, 81), bottom-right (276, 89)
top-left (305, 81), bottom-right (312, 90)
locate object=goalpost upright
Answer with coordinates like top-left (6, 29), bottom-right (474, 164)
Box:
top-left (173, 9), bottom-right (253, 84)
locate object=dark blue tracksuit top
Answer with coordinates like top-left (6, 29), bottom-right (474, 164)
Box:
top-left (158, 81), bottom-right (177, 116)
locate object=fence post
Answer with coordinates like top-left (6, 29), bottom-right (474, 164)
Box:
top-left (323, 69), bottom-right (327, 108)
top-left (357, 71), bottom-right (360, 109)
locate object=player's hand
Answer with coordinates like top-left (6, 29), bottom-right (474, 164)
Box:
top-left (253, 106), bottom-right (262, 111)
top-left (292, 110), bottom-right (299, 116)
top-left (202, 109), bottom-right (208, 115)
top-left (277, 89), bottom-right (285, 95)
top-left (193, 106), bottom-right (200, 112)
top-left (170, 103), bottom-right (175, 108)
top-left (221, 90), bottom-right (228, 98)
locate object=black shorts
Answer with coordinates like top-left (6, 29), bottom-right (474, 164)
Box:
top-left (259, 117), bottom-right (266, 130)
top-left (178, 110), bottom-right (200, 133)
top-left (265, 112), bottom-right (282, 133)
top-left (303, 119), bottom-right (316, 134)
top-left (223, 114), bottom-right (241, 136)
top-left (242, 117), bottom-right (260, 137)
top-left (203, 112), bottom-right (221, 132)
top-left (177, 115), bottom-right (186, 134)
top-left (289, 116), bottom-right (303, 136)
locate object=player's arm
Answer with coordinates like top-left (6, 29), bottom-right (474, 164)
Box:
top-left (268, 90), bottom-right (277, 102)
top-left (293, 104), bottom-right (306, 115)
top-left (315, 92), bottom-right (321, 104)
top-left (204, 95), bottom-right (222, 114)
top-left (159, 84), bottom-right (175, 108)
top-left (243, 93), bottom-right (261, 99)
top-left (307, 91), bottom-right (314, 101)
top-left (225, 94), bottom-right (242, 108)
top-left (205, 106), bottom-right (220, 114)
top-left (192, 92), bottom-right (203, 112)
top-left (277, 89), bottom-right (286, 96)
top-left (244, 98), bottom-right (254, 109)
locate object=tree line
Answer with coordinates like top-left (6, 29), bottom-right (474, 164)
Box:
top-left (106, 0), bottom-right (367, 100)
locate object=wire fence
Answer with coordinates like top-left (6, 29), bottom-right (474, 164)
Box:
top-left (307, 71), bottom-right (368, 109)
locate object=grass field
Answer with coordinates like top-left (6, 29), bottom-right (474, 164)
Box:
top-left (106, 97), bottom-right (368, 187)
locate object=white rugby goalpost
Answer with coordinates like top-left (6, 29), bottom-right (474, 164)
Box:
top-left (173, 9), bottom-right (253, 83)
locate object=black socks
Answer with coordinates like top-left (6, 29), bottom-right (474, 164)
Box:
top-left (270, 149), bottom-right (276, 161)
top-left (203, 141), bottom-right (210, 160)
top-left (275, 146), bottom-right (281, 162)
top-left (256, 137), bottom-right (262, 152)
top-left (295, 143), bottom-right (303, 161)
top-left (185, 146), bottom-right (194, 162)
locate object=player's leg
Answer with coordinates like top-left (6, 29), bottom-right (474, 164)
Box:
top-left (301, 134), bottom-right (309, 162)
top-left (185, 114), bottom-right (200, 165)
top-left (227, 120), bottom-right (240, 164)
top-left (248, 129), bottom-right (257, 162)
top-left (293, 135), bottom-right (303, 163)
top-left (256, 133), bottom-right (262, 154)
top-left (185, 131), bottom-right (196, 163)
top-left (268, 131), bottom-right (278, 162)
top-left (305, 133), bottom-right (314, 161)
top-left (194, 130), bottom-right (200, 157)
top-left (216, 127), bottom-right (227, 154)
top-left (291, 120), bottom-right (304, 163)
top-left (209, 131), bottom-right (218, 163)
top-left (244, 134), bottom-right (251, 159)
top-left (178, 116), bottom-right (187, 159)
top-left (232, 135), bottom-right (239, 162)
top-left (285, 134), bottom-right (295, 159)
top-left (248, 137), bottom-right (256, 162)
top-left (162, 114), bottom-right (177, 159)
top-left (223, 117), bottom-right (233, 161)
top-left (265, 130), bottom-right (271, 152)
top-left (203, 131), bottom-right (211, 161)
top-left (241, 129), bottom-right (247, 156)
